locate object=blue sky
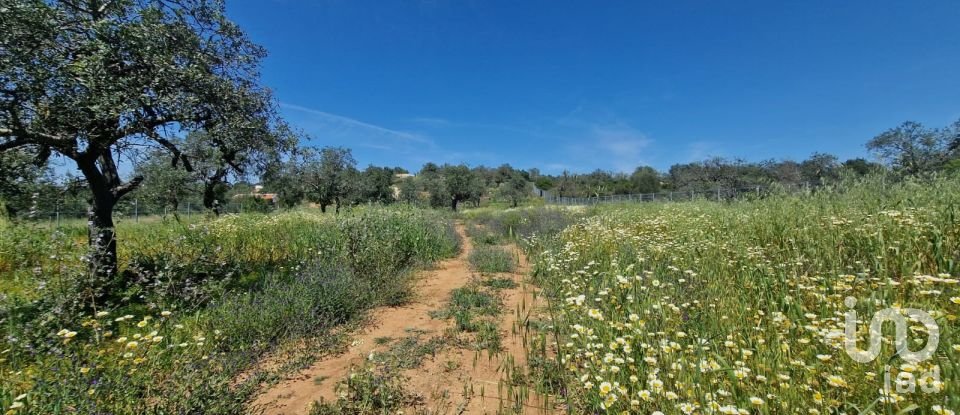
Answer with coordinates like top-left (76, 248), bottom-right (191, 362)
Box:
top-left (228, 0), bottom-right (960, 174)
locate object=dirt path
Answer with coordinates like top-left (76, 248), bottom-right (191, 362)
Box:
top-left (402, 240), bottom-right (553, 415)
top-left (251, 222), bottom-right (554, 415)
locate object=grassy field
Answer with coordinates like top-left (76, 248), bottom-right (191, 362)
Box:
top-left (0, 206), bottom-right (459, 414)
top-left (3, 176), bottom-right (959, 414)
top-left (472, 177), bottom-right (960, 414)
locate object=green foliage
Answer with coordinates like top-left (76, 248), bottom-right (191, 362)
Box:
top-left (303, 147), bottom-right (358, 212)
top-left (352, 165), bottom-right (396, 204)
top-left (397, 177), bottom-right (420, 205)
top-left (443, 164), bottom-right (476, 211)
top-left (1, 0), bottom-right (297, 280)
top-left (482, 277), bottom-right (518, 290)
top-left (0, 207), bottom-right (460, 414)
top-left (133, 148), bottom-right (198, 214)
top-left (495, 172), bottom-right (532, 207)
top-left (431, 286), bottom-right (501, 333)
top-left (867, 119), bottom-right (958, 175)
top-left (534, 176), bottom-right (555, 191)
top-left (467, 206), bottom-right (580, 247)
top-left (465, 224), bottom-right (501, 245)
top-left (310, 362), bottom-right (420, 415)
top-left (448, 287), bottom-right (500, 317)
top-left (629, 166), bottom-right (661, 193)
top-left (229, 194), bottom-right (276, 213)
top-left (517, 175), bottom-right (960, 412)
top-left (0, 148), bottom-right (48, 217)
top-left (468, 246), bottom-right (516, 274)
top-left (474, 320), bottom-right (502, 353)
top-left (368, 331), bottom-right (448, 370)
top-left (311, 330), bottom-right (449, 414)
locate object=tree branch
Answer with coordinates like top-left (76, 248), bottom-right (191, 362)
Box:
top-left (0, 126), bottom-right (67, 147)
top-left (146, 131), bottom-right (194, 172)
top-left (113, 175), bottom-right (144, 198)
top-left (0, 135), bottom-right (28, 151)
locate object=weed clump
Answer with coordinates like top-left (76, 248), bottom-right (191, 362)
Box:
top-left (468, 246), bottom-right (515, 273)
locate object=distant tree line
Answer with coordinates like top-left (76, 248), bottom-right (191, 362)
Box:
top-left (5, 118), bottom-right (960, 223)
top-left (532, 119), bottom-right (960, 198)
top-left (533, 153), bottom-right (882, 198)
top-left (256, 150), bottom-right (532, 212)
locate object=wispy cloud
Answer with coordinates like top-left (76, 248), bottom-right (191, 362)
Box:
top-left (409, 117), bottom-right (454, 127)
top-left (281, 102), bottom-right (431, 144)
top-left (409, 116), bottom-right (550, 140)
top-left (281, 103), bottom-right (509, 168)
top-left (685, 140), bottom-right (721, 162)
top-left (559, 119), bottom-right (655, 173)
top-left (592, 124), bottom-right (654, 172)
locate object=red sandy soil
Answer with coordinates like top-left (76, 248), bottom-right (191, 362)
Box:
top-left (250, 223), bottom-right (558, 415)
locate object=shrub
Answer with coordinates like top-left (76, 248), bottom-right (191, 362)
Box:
top-left (468, 246), bottom-right (515, 273)
top-left (465, 224), bottom-right (501, 245)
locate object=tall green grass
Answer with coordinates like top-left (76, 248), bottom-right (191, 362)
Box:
top-left (0, 206), bottom-right (459, 414)
top-left (511, 176), bottom-right (960, 413)
top-left (468, 245), bottom-right (516, 274)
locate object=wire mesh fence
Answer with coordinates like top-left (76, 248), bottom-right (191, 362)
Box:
top-left (22, 199), bottom-right (278, 227)
top-left (544, 184), bottom-right (813, 206)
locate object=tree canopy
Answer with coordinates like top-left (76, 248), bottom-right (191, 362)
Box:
top-left (1, 0), bottom-right (295, 280)
top-left (867, 120), bottom-right (958, 175)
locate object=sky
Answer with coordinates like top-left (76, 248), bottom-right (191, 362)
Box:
top-left (227, 0), bottom-right (960, 174)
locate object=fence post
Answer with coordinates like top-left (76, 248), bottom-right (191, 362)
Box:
top-left (56, 203), bottom-right (60, 227)
top-left (187, 202), bottom-right (191, 216)
top-left (135, 199), bottom-right (139, 223)
top-left (716, 187), bottom-right (721, 202)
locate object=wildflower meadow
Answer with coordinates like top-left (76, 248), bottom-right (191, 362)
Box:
top-left (0, 207), bottom-right (459, 414)
top-left (510, 177), bottom-right (959, 414)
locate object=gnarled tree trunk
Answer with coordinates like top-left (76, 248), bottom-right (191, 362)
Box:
top-left (76, 151), bottom-right (141, 286)
top-left (87, 194), bottom-right (118, 282)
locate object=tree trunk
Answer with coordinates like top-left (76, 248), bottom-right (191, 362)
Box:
top-left (320, 203), bottom-right (327, 213)
top-left (203, 182), bottom-right (222, 216)
top-left (451, 197), bottom-right (458, 212)
top-left (203, 167), bottom-right (228, 216)
top-left (73, 150), bottom-right (143, 291)
top-left (75, 154), bottom-right (125, 287)
top-left (87, 195), bottom-right (119, 282)
top-left (170, 199), bottom-right (182, 223)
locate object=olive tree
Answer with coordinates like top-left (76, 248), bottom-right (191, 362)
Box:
top-left (355, 165), bottom-right (395, 204)
top-left (303, 146), bottom-right (356, 213)
top-left (0, 0), bottom-right (293, 281)
top-left (0, 147), bottom-right (47, 216)
top-left (496, 171), bottom-right (530, 207)
top-left (443, 164), bottom-right (476, 211)
top-left (133, 148), bottom-right (197, 217)
top-left (867, 121), bottom-right (954, 175)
